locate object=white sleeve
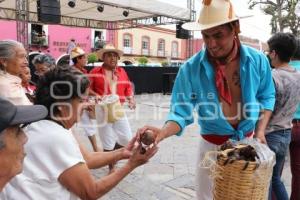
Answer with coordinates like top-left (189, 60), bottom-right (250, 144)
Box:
top-left (25, 123), bottom-right (85, 179)
top-left (48, 132), bottom-right (85, 178)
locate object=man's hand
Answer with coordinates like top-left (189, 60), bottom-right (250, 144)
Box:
top-left (254, 110), bottom-right (272, 145)
top-left (128, 98), bottom-right (136, 110)
top-left (255, 130), bottom-right (267, 144)
top-left (137, 126), bottom-right (165, 145)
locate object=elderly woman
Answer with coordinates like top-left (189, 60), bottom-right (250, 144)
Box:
top-left (2, 66), bottom-right (157, 200)
top-left (32, 54), bottom-right (56, 77)
top-left (0, 40), bottom-right (31, 105)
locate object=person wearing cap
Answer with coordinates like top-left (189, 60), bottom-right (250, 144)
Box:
top-left (137, 0), bottom-right (275, 199)
top-left (89, 44), bottom-right (135, 171)
top-left (0, 97), bottom-right (47, 192)
top-left (0, 40), bottom-right (31, 105)
top-left (70, 47), bottom-right (100, 152)
top-left (2, 66), bottom-right (158, 200)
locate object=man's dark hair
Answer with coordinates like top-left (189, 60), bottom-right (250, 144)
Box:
top-left (72, 55), bottom-right (84, 65)
top-left (34, 65), bottom-right (90, 117)
top-left (267, 33), bottom-right (297, 62)
top-left (292, 38), bottom-right (300, 60)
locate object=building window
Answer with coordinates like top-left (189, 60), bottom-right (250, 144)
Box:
top-left (141, 36), bottom-right (150, 56)
top-left (123, 33), bottom-right (133, 54)
top-left (157, 39), bottom-right (165, 57)
top-left (171, 41), bottom-right (178, 58)
top-left (123, 34), bottom-right (132, 48)
top-left (30, 24), bottom-right (48, 46)
top-left (93, 30), bottom-right (105, 49)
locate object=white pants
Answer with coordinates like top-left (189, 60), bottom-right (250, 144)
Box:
top-left (97, 115), bottom-right (132, 150)
top-left (196, 138), bottom-right (219, 200)
top-left (77, 110), bottom-right (97, 137)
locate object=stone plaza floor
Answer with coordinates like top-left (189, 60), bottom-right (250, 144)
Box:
top-left (77, 94), bottom-right (292, 200)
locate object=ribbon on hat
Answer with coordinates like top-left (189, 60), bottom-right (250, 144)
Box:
top-left (225, 0), bottom-right (233, 19)
top-left (203, 0), bottom-right (212, 6)
top-left (202, 0), bottom-right (233, 19)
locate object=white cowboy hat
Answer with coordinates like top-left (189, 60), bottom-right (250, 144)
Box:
top-left (70, 47), bottom-right (85, 59)
top-left (182, 0), bottom-right (251, 31)
top-left (98, 44), bottom-right (123, 60)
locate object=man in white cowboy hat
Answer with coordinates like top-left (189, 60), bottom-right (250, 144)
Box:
top-left (71, 47), bottom-right (100, 152)
top-left (138, 0), bottom-right (275, 199)
top-left (89, 44), bottom-right (135, 172)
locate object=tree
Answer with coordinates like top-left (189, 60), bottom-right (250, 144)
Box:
top-left (87, 53), bottom-right (98, 65)
top-left (161, 61), bottom-right (169, 67)
top-left (248, 0), bottom-right (300, 35)
top-left (137, 57), bottom-right (148, 66)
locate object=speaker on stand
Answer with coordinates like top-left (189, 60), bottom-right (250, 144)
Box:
top-left (176, 22), bottom-right (190, 39)
top-left (37, 0), bottom-right (61, 24)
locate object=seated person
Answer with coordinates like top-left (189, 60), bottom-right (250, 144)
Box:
top-left (0, 40), bottom-right (31, 105)
top-left (2, 66), bottom-right (158, 199)
top-left (0, 97), bottom-right (47, 192)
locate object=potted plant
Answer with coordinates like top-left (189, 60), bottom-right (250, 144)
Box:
top-left (87, 53), bottom-right (98, 66)
top-left (137, 57), bottom-right (148, 66)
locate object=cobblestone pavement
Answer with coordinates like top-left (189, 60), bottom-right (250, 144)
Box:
top-left (77, 94), bottom-right (291, 200)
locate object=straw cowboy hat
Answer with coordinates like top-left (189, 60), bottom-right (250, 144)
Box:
top-left (182, 0), bottom-right (251, 31)
top-left (70, 47), bottom-right (85, 59)
top-left (98, 44), bottom-right (123, 60)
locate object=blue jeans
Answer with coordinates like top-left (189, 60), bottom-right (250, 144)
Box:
top-left (266, 129), bottom-right (291, 200)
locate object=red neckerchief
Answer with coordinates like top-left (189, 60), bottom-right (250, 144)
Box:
top-left (209, 38), bottom-right (239, 105)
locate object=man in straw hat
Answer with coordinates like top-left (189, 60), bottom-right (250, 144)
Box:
top-left (70, 47), bottom-right (100, 152)
top-left (89, 44), bottom-right (135, 172)
top-left (0, 97), bottom-right (47, 192)
top-left (138, 0), bottom-right (275, 199)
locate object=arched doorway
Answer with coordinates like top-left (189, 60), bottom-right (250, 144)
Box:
top-left (123, 60), bottom-right (133, 66)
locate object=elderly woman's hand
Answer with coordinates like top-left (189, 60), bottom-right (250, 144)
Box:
top-left (127, 142), bottom-right (158, 168)
top-left (119, 135), bottom-right (138, 159)
top-left (86, 105), bottom-right (96, 119)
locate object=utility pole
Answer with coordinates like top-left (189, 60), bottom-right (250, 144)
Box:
top-left (16, 0), bottom-right (29, 50)
top-left (187, 0), bottom-right (196, 58)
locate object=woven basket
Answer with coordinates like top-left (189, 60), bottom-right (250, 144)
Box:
top-left (213, 153), bottom-right (273, 200)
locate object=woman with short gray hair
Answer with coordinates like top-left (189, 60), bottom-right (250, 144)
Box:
top-left (32, 54), bottom-right (56, 77)
top-left (0, 40), bottom-right (31, 105)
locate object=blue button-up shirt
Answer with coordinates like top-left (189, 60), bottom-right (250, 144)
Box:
top-left (167, 45), bottom-right (275, 140)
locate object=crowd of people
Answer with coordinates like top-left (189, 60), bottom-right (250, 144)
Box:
top-left (0, 40), bottom-right (157, 199)
top-left (0, 0), bottom-right (300, 199)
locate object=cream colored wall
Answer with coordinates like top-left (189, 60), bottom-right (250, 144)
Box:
top-left (117, 27), bottom-right (183, 61)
